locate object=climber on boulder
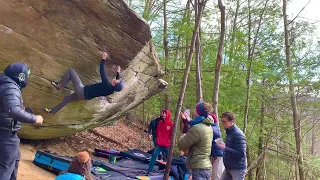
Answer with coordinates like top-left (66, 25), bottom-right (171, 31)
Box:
top-left (43, 52), bottom-right (124, 114)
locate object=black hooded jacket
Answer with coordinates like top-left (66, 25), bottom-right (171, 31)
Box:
top-left (0, 62), bottom-right (36, 132)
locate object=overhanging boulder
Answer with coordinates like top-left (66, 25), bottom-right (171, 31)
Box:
top-left (0, 0), bottom-right (167, 139)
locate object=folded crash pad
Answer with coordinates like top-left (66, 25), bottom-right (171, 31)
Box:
top-left (120, 149), bottom-right (152, 163)
top-left (136, 175), bottom-right (175, 180)
top-left (33, 150), bottom-right (72, 174)
top-left (33, 151), bottom-right (133, 179)
top-left (91, 166), bottom-right (133, 180)
top-left (94, 148), bottom-right (121, 155)
top-left (115, 159), bottom-right (159, 171)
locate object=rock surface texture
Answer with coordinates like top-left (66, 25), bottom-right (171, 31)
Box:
top-left (0, 0), bottom-right (166, 139)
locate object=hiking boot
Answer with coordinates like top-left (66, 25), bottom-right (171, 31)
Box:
top-left (51, 81), bottom-right (61, 91)
top-left (42, 108), bottom-right (52, 114)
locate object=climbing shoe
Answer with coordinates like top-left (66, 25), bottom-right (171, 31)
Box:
top-left (42, 108), bottom-right (52, 114)
top-left (51, 81), bottom-right (61, 90)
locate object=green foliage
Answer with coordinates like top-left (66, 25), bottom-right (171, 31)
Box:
top-left (128, 0), bottom-right (320, 178)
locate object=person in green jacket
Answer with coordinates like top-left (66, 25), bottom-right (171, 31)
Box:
top-left (179, 102), bottom-right (214, 180)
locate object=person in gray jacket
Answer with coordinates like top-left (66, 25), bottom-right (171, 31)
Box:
top-left (0, 62), bottom-right (43, 180)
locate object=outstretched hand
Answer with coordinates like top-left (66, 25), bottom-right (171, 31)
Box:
top-left (34, 115), bottom-right (43, 125)
top-left (102, 52), bottom-right (108, 60)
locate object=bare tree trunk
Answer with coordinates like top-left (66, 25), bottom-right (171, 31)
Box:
top-left (163, 1), bottom-right (206, 179)
top-left (282, 0), bottom-right (305, 179)
top-left (277, 127), bottom-right (280, 179)
top-left (229, 0), bottom-right (240, 64)
top-left (212, 0), bottom-right (226, 116)
top-left (256, 80), bottom-right (266, 180)
top-left (195, 0), bottom-right (203, 103)
top-left (173, 0), bottom-right (190, 86)
top-left (142, 0), bottom-right (154, 21)
top-left (311, 117), bottom-right (315, 155)
top-left (140, 102), bottom-right (146, 148)
top-left (163, 0), bottom-right (170, 109)
top-left (243, 1), bottom-right (268, 179)
top-left (295, 160), bottom-right (298, 180)
top-left (172, 36), bottom-right (181, 87)
top-left (243, 0), bottom-right (252, 136)
top-left (184, 0), bottom-right (191, 70)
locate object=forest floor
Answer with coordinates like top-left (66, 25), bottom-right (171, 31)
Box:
top-left (17, 120), bottom-right (153, 180)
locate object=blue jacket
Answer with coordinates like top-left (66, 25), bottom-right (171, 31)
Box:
top-left (210, 122), bottom-right (224, 157)
top-left (223, 124), bottom-right (247, 170)
top-left (0, 62), bottom-right (36, 132)
top-left (148, 117), bottom-right (161, 138)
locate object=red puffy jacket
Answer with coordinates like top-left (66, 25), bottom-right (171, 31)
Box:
top-left (156, 110), bottom-right (173, 147)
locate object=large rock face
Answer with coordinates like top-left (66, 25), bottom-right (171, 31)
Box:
top-left (0, 0), bottom-right (166, 139)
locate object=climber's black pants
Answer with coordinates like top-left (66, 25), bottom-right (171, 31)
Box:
top-left (51, 69), bottom-right (85, 114)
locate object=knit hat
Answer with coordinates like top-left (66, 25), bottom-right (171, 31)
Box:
top-left (114, 80), bottom-right (124, 92)
top-left (195, 102), bottom-right (208, 117)
top-left (4, 62), bottom-right (30, 89)
top-left (209, 113), bottom-right (218, 123)
top-left (76, 151), bottom-right (90, 163)
top-left (68, 152), bottom-right (93, 180)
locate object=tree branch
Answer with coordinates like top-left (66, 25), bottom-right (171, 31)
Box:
top-left (288, 0), bottom-right (312, 24)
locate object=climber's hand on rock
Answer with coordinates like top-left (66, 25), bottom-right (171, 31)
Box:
top-left (102, 52), bottom-right (108, 60)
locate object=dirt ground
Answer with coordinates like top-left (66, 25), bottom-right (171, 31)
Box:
top-left (17, 121), bottom-right (152, 179)
top-left (18, 144), bottom-right (56, 180)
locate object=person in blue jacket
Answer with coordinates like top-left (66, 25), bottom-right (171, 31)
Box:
top-left (209, 113), bottom-right (225, 180)
top-left (147, 112), bottom-right (163, 147)
top-left (0, 62), bottom-right (43, 180)
top-left (217, 112), bottom-right (247, 180)
top-left (43, 52), bottom-right (124, 114)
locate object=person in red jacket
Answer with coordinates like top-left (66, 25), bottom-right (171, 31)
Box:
top-left (148, 109), bottom-right (173, 172)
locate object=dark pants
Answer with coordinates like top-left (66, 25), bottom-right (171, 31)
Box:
top-left (220, 169), bottom-right (246, 180)
top-left (0, 132), bottom-right (20, 180)
top-left (148, 145), bottom-right (168, 172)
top-left (171, 165), bottom-right (179, 180)
top-left (192, 169), bottom-right (211, 180)
top-left (51, 69), bottom-right (85, 114)
top-left (152, 136), bottom-right (157, 147)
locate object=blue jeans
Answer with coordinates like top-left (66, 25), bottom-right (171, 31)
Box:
top-left (148, 145), bottom-right (168, 172)
top-left (220, 169), bottom-right (246, 180)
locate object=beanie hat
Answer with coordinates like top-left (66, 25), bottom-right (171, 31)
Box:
top-left (76, 151), bottom-right (90, 163)
top-left (196, 102), bottom-right (208, 117)
top-left (114, 80), bottom-right (124, 92)
top-left (4, 62), bottom-right (30, 89)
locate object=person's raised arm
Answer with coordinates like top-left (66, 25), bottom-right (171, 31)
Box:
top-left (100, 52), bottom-right (110, 83)
top-left (115, 65), bottom-right (121, 79)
